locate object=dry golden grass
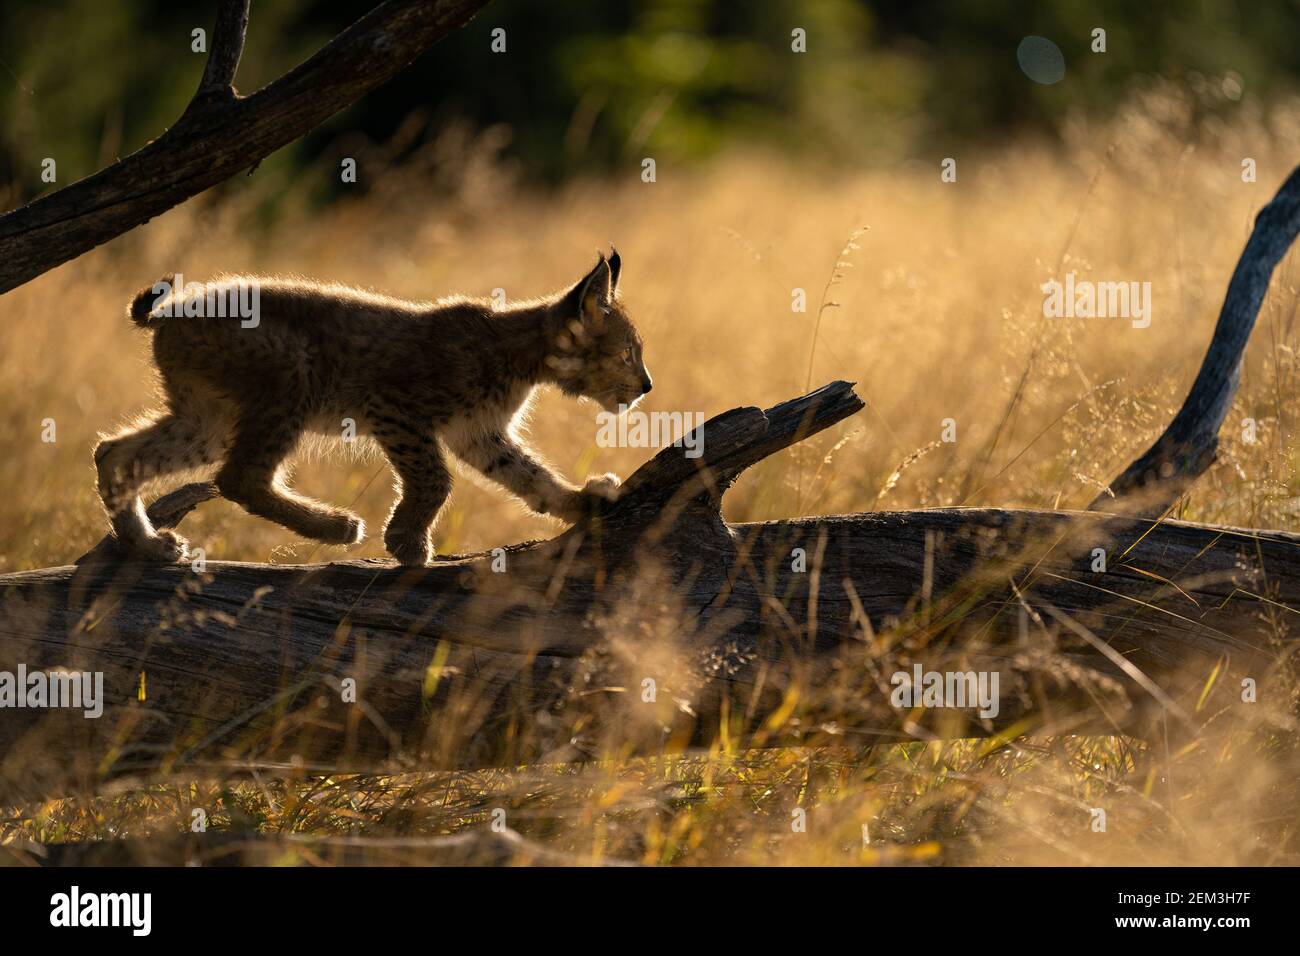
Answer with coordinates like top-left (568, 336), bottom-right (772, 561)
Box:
top-left (1, 86), bottom-right (1298, 865)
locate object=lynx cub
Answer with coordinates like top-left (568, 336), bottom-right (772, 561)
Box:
top-left (95, 250), bottom-right (652, 566)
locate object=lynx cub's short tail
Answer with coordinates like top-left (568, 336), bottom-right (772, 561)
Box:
top-left (128, 274), bottom-right (177, 326)
top-left (96, 250), bottom-right (653, 566)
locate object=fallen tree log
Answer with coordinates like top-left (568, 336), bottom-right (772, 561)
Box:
top-left (2, 167), bottom-right (1299, 801)
top-left (0, 380), bottom-right (1296, 799)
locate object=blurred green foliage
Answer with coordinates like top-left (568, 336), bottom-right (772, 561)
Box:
top-left (1, 0), bottom-right (1297, 203)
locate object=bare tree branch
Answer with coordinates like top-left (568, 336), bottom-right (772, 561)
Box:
top-left (192, 0), bottom-right (251, 104)
top-left (1091, 164), bottom-right (1300, 515)
top-left (0, 0), bottom-right (490, 295)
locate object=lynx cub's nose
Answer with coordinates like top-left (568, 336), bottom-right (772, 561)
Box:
top-left (640, 376), bottom-right (653, 395)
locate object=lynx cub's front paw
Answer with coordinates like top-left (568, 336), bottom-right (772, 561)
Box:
top-left (582, 472), bottom-right (622, 503)
top-left (555, 473), bottom-right (623, 522)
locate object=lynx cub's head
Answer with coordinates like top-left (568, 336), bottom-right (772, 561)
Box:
top-left (548, 249), bottom-right (652, 414)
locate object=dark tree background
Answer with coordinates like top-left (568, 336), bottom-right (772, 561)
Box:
top-left (2, 0), bottom-right (1296, 205)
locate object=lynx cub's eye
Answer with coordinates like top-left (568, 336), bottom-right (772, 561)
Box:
top-left (620, 347), bottom-right (635, 366)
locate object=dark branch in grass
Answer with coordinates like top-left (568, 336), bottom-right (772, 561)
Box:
top-left (1091, 163), bottom-right (1300, 516)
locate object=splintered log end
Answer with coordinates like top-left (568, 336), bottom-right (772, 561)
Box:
top-left (618, 381), bottom-right (864, 507)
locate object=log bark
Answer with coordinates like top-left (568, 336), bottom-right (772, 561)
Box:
top-left (0, 0), bottom-right (489, 295)
top-left (1, 382), bottom-right (1295, 799)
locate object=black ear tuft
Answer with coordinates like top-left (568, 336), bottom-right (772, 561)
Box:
top-left (561, 253), bottom-right (611, 318)
top-left (608, 246), bottom-right (621, 291)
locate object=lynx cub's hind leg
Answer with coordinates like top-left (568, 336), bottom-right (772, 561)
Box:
top-left (94, 412), bottom-right (219, 561)
top-left (373, 419), bottom-right (453, 566)
top-left (215, 404), bottom-right (365, 546)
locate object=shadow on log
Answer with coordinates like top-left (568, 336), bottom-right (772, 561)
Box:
top-left (2, 168), bottom-right (1300, 801)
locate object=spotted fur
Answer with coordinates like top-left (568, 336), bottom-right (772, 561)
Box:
top-left (95, 251), bottom-right (652, 566)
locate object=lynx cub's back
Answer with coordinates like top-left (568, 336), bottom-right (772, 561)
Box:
top-left (95, 250), bottom-right (652, 566)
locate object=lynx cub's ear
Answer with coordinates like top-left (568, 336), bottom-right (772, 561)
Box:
top-left (608, 245), bottom-right (621, 292)
top-left (568, 254), bottom-right (613, 329)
